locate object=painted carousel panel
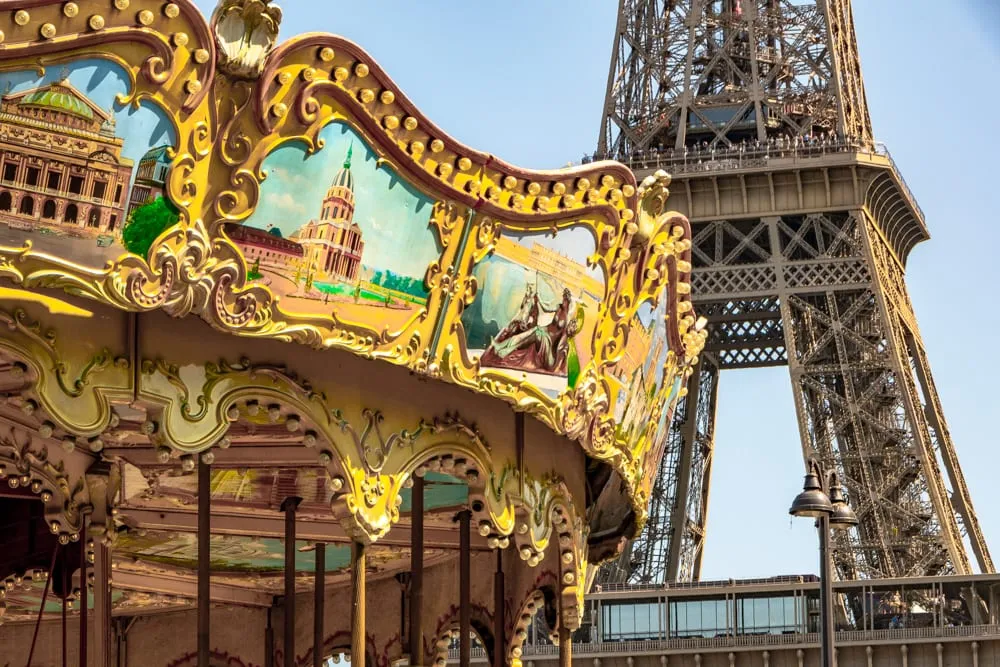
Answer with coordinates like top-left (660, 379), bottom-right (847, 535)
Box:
top-left (462, 227), bottom-right (605, 398)
top-left (611, 298), bottom-right (685, 450)
top-left (0, 59), bottom-right (177, 270)
top-left (229, 122), bottom-right (439, 330)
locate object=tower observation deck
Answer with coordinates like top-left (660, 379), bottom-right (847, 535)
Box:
top-left (594, 0), bottom-right (994, 585)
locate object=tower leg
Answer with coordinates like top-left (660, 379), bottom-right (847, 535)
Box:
top-left (774, 210), bottom-right (989, 578)
top-left (667, 355), bottom-right (720, 582)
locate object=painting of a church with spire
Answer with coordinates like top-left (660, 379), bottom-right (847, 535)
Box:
top-left (232, 122), bottom-right (439, 324)
top-left (0, 59), bottom-right (175, 268)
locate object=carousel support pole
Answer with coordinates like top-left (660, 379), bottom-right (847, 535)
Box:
top-left (459, 510), bottom-right (471, 667)
top-left (409, 475), bottom-right (424, 666)
top-left (265, 608), bottom-right (274, 667)
top-left (493, 549), bottom-right (504, 667)
top-left (80, 508), bottom-right (90, 667)
top-left (351, 541), bottom-right (366, 667)
top-left (313, 543), bottom-right (326, 667)
top-left (558, 625), bottom-right (572, 667)
top-left (198, 459), bottom-right (211, 667)
top-left (62, 551), bottom-right (68, 667)
top-left (62, 593), bottom-right (68, 667)
top-left (93, 540), bottom-right (112, 667)
top-left (558, 594), bottom-right (572, 667)
top-left (282, 497), bottom-right (302, 667)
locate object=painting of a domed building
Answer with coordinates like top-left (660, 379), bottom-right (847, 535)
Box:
top-left (0, 60), bottom-right (175, 268)
top-left (234, 122), bottom-right (439, 326)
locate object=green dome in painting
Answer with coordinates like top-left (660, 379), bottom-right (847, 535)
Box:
top-left (18, 86), bottom-right (94, 121)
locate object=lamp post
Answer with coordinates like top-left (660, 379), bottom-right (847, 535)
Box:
top-left (789, 458), bottom-right (858, 667)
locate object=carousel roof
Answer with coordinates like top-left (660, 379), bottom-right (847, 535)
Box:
top-left (0, 0), bottom-right (704, 632)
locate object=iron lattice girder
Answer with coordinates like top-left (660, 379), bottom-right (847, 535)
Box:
top-left (601, 209), bottom-right (992, 586)
top-left (598, 0), bottom-right (873, 158)
top-left (597, 0), bottom-right (989, 587)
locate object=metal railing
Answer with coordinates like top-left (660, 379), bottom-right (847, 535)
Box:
top-left (594, 574), bottom-right (818, 593)
top-left (579, 139), bottom-right (924, 223)
top-left (446, 624), bottom-right (1000, 661)
top-left (584, 138), bottom-right (873, 173)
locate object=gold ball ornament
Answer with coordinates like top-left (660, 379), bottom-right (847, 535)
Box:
top-left (63, 3), bottom-right (79, 18)
top-left (88, 14), bottom-right (105, 30)
top-left (40, 23), bottom-right (56, 39)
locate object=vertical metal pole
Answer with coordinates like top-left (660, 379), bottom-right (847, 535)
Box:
top-left (819, 515), bottom-right (834, 667)
top-left (558, 554), bottom-right (573, 667)
top-left (313, 543), bottom-right (325, 667)
top-left (282, 497), bottom-right (301, 667)
top-left (459, 510), bottom-right (471, 667)
top-left (198, 460), bottom-right (211, 667)
top-left (79, 512), bottom-right (89, 667)
top-left (265, 609), bottom-right (274, 667)
top-left (493, 549), bottom-right (504, 667)
top-left (94, 541), bottom-right (112, 667)
top-left (409, 476), bottom-right (424, 666)
top-left (351, 542), bottom-right (366, 667)
top-left (558, 625), bottom-right (572, 667)
top-left (62, 592), bottom-right (67, 667)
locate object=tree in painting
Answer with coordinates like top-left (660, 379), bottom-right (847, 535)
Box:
top-left (123, 197), bottom-right (179, 259)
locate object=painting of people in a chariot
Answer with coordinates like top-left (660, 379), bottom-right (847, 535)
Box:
top-left (231, 122), bottom-right (439, 330)
top-left (462, 228), bottom-right (605, 397)
top-left (0, 59), bottom-right (175, 268)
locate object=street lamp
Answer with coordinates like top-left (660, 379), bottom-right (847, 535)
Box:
top-left (789, 458), bottom-right (858, 667)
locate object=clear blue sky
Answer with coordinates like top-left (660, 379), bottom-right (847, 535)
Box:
top-left (194, 0), bottom-right (1000, 579)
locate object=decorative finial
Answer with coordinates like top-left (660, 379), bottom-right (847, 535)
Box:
top-left (211, 0), bottom-right (283, 79)
top-left (2, 81), bottom-right (12, 98)
top-left (344, 142), bottom-right (353, 170)
top-left (632, 169), bottom-right (674, 248)
top-left (58, 66), bottom-right (70, 82)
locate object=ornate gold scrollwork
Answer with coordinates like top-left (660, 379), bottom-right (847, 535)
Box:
top-left (0, 2), bottom-right (707, 549)
top-left (0, 421), bottom-right (85, 538)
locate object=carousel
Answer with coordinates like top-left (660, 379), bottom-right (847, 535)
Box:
top-left (0, 1), bottom-right (706, 667)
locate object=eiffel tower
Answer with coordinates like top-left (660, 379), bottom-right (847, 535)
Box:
top-left (594, 0), bottom-right (993, 583)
